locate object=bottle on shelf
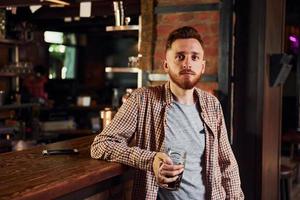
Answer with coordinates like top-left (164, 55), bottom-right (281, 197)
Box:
top-left (100, 107), bottom-right (116, 129)
top-left (111, 88), bottom-right (119, 110)
top-left (9, 88), bottom-right (21, 104)
top-left (10, 76), bottom-right (21, 104)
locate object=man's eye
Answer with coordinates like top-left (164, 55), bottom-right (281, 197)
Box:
top-left (192, 55), bottom-right (199, 61)
top-left (176, 55), bottom-right (185, 61)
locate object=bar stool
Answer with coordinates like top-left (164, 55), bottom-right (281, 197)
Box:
top-left (281, 164), bottom-right (294, 200)
top-left (0, 139), bottom-right (12, 153)
top-left (0, 129), bottom-right (14, 153)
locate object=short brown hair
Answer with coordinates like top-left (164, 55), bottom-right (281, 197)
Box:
top-left (165, 26), bottom-right (204, 51)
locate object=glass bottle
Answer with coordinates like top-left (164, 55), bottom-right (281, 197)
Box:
top-left (112, 88), bottom-right (119, 109)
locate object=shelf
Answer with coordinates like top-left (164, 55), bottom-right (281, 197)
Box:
top-left (0, 39), bottom-right (22, 45)
top-left (0, 72), bottom-right (17, 77)
top-left (105, 67), bottom-right (142, 73)
top-left (68, 105), bottom-right (107, 111)
top-left (0, 103), bottom-right (40, 110)
top-left (105, 67), bottom-right (143, 88)
top-left (42, 129), bottom-right (95, 136)
top-left (106, 25), bottom-right (139, 32)
top-left (147, 73), bottom-right (218, 82)
top-left (148, 73), bottom-right (168, 81)
top-left (0, 127), bottom-right (15, 134)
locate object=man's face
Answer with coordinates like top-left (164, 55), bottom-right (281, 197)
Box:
top-left (164, 38), bottom-right (205, 90)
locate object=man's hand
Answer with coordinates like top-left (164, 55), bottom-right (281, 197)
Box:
top-left (153, 152), bottom-right (184, 187)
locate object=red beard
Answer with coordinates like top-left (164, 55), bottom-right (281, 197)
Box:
top-left (168, 69), bottom-right (201, 89)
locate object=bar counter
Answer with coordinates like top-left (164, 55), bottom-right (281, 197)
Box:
top-left (0, 135), bottom-right (128, 200)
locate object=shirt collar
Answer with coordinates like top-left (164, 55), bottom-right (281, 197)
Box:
top-left (164, 82), bottom-right (215, 137)
top-left (164, 81), bottom-right (202, 111)
top-left (165, 81), bottom-right (214, 135)
top-left (164, 82), bottom-right (173, 105)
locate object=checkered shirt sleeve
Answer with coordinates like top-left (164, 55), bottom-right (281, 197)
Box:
top-left (216, 101), bottom-right (244, 199)
top-left (90, 90), bottom-right (156, 172)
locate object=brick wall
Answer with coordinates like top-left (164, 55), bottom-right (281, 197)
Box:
top-left (148, 0), bottom-right (221, 93)
top-left (154, 11), bottom-right (219, 74)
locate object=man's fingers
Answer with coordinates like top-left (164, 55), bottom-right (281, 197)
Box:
top-left (160, 167), bottom-right (184, 177)
top-left (156, 152), bottom-right (172, 164)
top-left (153, 152), bottom-right (169, 181)
top-left (160, 183), bottom-right (168, 188)
top-left (158, 174), bottom-right (179, 184)
top-left (162, 163), bottom-right (184, 171)
top-left (153, 152), bottom-right (184, 186)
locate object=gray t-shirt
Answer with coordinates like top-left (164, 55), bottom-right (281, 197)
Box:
top-left (158, 101), bottom-right (206, 200)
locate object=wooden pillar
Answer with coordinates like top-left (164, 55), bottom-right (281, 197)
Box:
top-left (233, 0), bottom-right (285, 199)
top-left (140, 0), bottom-right (155, 71)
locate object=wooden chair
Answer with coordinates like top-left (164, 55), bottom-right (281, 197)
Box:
top-left (282, 131), bottom-right (300, 183)
top-left (281, 164), bottom-right (295, 200)
top-left (282, 156), bottom-right (298, 182)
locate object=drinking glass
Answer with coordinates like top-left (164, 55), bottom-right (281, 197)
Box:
top-left (164, 147), bottom-right (186, 190)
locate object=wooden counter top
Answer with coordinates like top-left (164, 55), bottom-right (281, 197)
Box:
top-left (0, 135), bottom-right (127, 200)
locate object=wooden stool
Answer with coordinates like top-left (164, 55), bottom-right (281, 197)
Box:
top-left (281, 164), bottom-right (294, 200)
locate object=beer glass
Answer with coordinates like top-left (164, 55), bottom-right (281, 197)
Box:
top-left (164, 147), bottom-right (186, 190)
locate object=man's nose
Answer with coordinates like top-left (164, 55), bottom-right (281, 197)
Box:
top-left (183, 57), bottom-right (191, 69)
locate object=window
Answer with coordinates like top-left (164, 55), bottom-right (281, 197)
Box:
top-left (44, 31), bottom-right (77, 79)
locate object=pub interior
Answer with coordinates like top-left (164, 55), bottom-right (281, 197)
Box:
top-left (0, 0), bottom-right (300, 199)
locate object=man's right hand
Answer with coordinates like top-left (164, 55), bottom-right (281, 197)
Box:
top-left (153, 152), bottom-right (184, 187)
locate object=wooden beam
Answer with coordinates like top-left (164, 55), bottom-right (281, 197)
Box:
top-left (140, 0), bottom-right (154, 71)
top-left (0, 0), bottom-right (55, 7)
top-left (154, 3), bottom-right (219, 14)
top-left (3, 1), bottom-right (140, 19)
top-left (218, 0), bottom-right (234, 142)
top-left (233, 0), bottom-right (285, 199)
top-left (0, 0), bottom-right (140, 18)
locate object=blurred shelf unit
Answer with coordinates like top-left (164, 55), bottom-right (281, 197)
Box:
top-left (105, 67), bottom-right (143, 88)
top-left (0, 38), bottom-right (20, 67)
top-left (42, 129), bottom-right (94, 136)
top-left (106, 17), bottom-right (141, 52)
top-left (0, 103), bottom-right (40, 111)
top-left (0, 103), bottom-right (40, 142)
top-left (0, 38), bottom-right (33, 75)
top-left (0, 72), bottom-right (17, 77)
top-left (105, 25), bottom-right (139, 32)
top-left (0, 38), bottom-right (22, 45)
top-left (148, 73), bottom-right (168, 82)
top-left (147, 73), bottom-right (218, 82)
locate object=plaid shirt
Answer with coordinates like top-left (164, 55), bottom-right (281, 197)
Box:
top-left (91, 82), bottom-right (244, 200)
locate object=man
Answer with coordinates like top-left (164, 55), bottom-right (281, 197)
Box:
top-left (91, 26), bottom-right (244, 200)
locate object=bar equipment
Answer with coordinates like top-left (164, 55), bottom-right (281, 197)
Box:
top-left (113, 1), bottom-right (125, 26)
top-left (0, 9), bottom-right (6, 39)
top-left (119, 1), bottom-right (124, 26)
top-left (113, 1), bottom-right (120, 26)
top-left (0, 91), bottom-right (5, 106)
top-left (100, 107), bottom-right (116, 129)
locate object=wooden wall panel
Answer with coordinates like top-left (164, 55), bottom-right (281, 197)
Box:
top-left (262, 0), bottom-right (285, 199)
top-left (233, 0), bottom-right (285, 199)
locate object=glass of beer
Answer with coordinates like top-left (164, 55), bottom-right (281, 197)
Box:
top-left (164, 147), bottom-right (186, 190)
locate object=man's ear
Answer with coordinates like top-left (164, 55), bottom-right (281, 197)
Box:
top-left (163, 60), bottom-right (168, 72)
top-left (201, 60), bottom-right (206, 74)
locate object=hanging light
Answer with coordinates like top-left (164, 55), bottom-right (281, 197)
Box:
top-left (40, 0), bottom-right (70, 6)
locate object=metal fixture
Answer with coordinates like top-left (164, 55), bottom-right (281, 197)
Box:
top-left (41, 0), bottom-right (70, 6)
top-left (105, 67), bottom-right (143, 88)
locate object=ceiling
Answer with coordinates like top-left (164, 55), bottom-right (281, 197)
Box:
top-left (1, 0), bottom-right (140, 33)
top-left (1, 0), bottom-right (299, 34)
